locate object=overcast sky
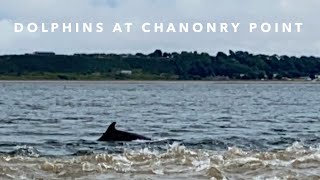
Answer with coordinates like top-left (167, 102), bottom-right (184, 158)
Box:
top-left (0, 0), bottom-right (319, 56)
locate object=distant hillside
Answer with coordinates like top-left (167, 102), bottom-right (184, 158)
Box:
top-left (0, 50), bottom-right (320, 80)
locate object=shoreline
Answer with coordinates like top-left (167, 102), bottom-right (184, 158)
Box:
top-left (0, 80), bottom-right (319, 84)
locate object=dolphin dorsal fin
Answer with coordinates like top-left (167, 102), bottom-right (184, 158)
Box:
top-left (106, 122), bottom-right (117, 132)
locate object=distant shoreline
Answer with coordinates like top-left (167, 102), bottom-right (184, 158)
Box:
top-left (0, 80), bottom-right (318, 84)
top-left (1, 50), bottom-right (320, 82)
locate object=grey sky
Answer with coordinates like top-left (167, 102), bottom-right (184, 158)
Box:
top-left (0, 0), bottom-right (319, 56)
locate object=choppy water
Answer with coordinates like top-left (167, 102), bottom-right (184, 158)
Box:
top-left (0, 81), bottom-right (319, 179)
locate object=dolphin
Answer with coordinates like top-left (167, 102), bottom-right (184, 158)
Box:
top-left (98, 122), bottom-right (151, 141)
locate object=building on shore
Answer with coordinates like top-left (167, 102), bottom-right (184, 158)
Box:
top-left (119, 70), bottom-right (132, 75)
top-left (33, 51), bottom-right (56, 56)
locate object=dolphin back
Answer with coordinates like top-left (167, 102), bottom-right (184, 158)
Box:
top-left (98, 122), bottom-right (151, 141)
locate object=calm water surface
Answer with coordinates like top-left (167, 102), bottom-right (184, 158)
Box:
top-left (0, 81), bottom-right (319, 179)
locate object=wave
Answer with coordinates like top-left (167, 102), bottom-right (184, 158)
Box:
top-left (0, 142), bottom-right (320, 179)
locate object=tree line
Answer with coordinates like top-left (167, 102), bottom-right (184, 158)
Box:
top-left (0, 50), bottom-right (319, 80)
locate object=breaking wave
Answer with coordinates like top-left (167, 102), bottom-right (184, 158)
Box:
top-left (1, 142), bottom-right (319, 180)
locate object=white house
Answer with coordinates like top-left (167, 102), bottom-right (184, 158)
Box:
top-left (120, 70), bottom-right (132, 75)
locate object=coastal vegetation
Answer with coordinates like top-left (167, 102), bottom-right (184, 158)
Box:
top-left (0, 50), bottom-right (320, 80)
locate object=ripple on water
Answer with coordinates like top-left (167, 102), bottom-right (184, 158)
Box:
top-left (0, 142), bottom-right (319, 179)
top-left (0, 82), bottom-right (320, 179)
